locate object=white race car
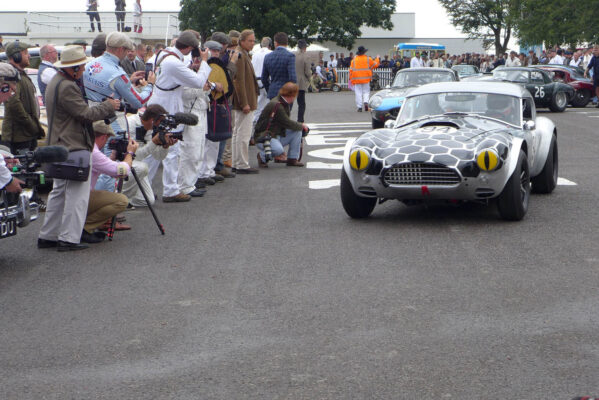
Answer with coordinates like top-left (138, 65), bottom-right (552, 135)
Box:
top-left (341, 82), bottom-right (558, 220)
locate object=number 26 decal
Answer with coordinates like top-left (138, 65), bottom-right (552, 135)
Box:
top-left (534, 86), bottom-right (545, 98)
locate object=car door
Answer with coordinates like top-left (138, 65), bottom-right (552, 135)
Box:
top-left (529, 70), bottom-right (551, 105)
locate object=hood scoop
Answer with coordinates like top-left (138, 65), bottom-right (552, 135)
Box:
top-left (419, 121), bottom-right (460, 130)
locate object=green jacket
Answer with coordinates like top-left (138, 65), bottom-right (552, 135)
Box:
top-left (2, 67), bottom-right (45, 143)
top-left (253, 95), bottom-right (303, 142)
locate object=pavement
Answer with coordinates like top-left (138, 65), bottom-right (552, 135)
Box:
top-left (1, 90), bottom-right (598, 399)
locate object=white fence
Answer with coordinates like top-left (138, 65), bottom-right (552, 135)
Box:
top-left (335, 68), bottom-right (395, 89)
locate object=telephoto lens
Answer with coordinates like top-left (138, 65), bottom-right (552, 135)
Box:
top-left (263, 138), bottom-right (272, 162)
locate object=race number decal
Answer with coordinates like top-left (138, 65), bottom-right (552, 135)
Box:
top-left (534, 86), bottom-right (545, 98)
top-left (416, 125), bottom-right (458, 134)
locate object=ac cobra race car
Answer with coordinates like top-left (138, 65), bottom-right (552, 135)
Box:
top-left (341, 82), bottom-right (558, 220)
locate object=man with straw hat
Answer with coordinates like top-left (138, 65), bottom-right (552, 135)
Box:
top-left (38, 45), bottom-right (120, 252)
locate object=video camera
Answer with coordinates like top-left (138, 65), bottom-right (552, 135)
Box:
top-left (107, 135), bottom-right (130, 161)
top-left (151, 112), bottom-right (199, 142)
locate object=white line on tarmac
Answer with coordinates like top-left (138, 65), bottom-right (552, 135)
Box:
top-left (308, 177), bottom-right (578, 190)
top-left (557, 177), bottom-right (577, 186)
top-left (307, 147), bottom-right (346, 161)
top-left (309, 179), bottom-right (341, 189)
top-left (306, 162), bottom-right (342, 169)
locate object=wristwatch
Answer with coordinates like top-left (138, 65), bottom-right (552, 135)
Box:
top-left (126, 151), bottom-right (136, 159)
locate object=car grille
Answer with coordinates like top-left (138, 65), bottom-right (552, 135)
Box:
top-left (384, 163), bottom-right (461, 186)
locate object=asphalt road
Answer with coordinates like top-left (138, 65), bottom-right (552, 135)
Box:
top-left (1, 90), bottom-right (598, 399)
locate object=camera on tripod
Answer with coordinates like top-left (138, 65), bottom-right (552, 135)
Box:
top-left (151, 112), bottom-right (199, 142)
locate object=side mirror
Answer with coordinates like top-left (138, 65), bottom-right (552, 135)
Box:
top-left (524, 120), bottom-right (535, 130)
top-left (384, 119), bottom-right (396, 129)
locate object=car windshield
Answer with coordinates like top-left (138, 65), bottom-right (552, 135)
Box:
top-left (453, 65), bottom-right (478, 74)
top-left (392, 71), bottom-right (454, 88)
top-left (397, 92), bottom-right (522, 127)
top-left (492, 69), bottom-right (528, 83)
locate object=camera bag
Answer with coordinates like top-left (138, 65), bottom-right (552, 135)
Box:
top-left (43, 80), bottom-right (91, 182)
top-left (206, 99), bottom-right (232, 142)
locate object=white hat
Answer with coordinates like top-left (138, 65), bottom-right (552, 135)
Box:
top-left (54, 45), bottom-right (91, 68)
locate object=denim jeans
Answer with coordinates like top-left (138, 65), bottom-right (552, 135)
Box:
top-left (257, 129), bottom-right (302, 162)
top-left (214, 139), bottom-right (226, 172)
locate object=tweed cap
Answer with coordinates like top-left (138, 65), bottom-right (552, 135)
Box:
top-left (91, 33), bottom-right (107, 56)
top-left (93, 121), bottom-right (115, 137)
top-left (5, 41), bottom-right (30, 58)
top-left (204, 40), bottom-right (222, 51)
top-left (177, 31), bottom-right (200, 48)
top-left (106, 31), bottom-right (134, 50)
top-left (73, 39), bottom-right (89, 46)
top-left (211, 32), bottom-right (231, 47)
top-left (0, 63), bottom-right (19, 84)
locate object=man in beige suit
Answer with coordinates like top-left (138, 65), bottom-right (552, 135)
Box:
top-left (295, 39), bottom-right (312, 123)
top-left (232, 29), bottom-right (260, 174)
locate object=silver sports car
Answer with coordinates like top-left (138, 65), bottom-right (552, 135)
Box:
top-left (341, 82), bottom-right (558, 220)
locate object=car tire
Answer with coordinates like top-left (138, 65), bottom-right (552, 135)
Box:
top-left (372, 118), bottom-right (384, 129)
top-left (340, 168), bottom-right (376, 218)
top-left (332, 84), bottom-right (341, 92)
top-left (531, 133), bottom-right (558, 194)
top-left (497, 150), bottom-right (530, 221)
top-left (571, 89), bottom-right (591, 107)
top-left (549, 91), bottom-right (567, 112)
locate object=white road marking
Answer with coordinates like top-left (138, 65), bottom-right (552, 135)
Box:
top-left (309, 179), bottom-right (341, 189)
top-left (557, 177), bottom-right (577, 186)
top-left (307, 146), bottom-right (346, 161)
top-left (305, 134), bottom-right (354, 146)
top-left (307, 162), bottom-right (342, 169)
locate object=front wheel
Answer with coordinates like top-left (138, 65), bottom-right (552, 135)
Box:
top-left (332, 84), bottom-right (341, 92)
top-left (497, 150), bottom-right (530, 221)
top-left (549, 91), bottom-right (568, 112)
top-left (340, 168), bottom-right (376, 218)
top-left (531, 133), bottom-right (558, 194)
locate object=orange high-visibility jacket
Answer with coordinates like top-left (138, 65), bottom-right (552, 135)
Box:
top-left (349, 55), bottom-right (380, 84)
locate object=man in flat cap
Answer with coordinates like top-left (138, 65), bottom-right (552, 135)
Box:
top-left (148, 29), bottom-right (212, 202)
top-left (83, 31), bottom-right (155, 191)
top-left (1, 41), bottom-right (45, 155)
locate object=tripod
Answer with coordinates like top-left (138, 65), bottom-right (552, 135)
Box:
top-left (107, 166), bottom-right (165, 240)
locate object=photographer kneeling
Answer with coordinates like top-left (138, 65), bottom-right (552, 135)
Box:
top-left (122, 104), bottom-right (177, 207)
top-left (254, 82), bottom-right (309, 167)
top-left (82, 121), bottom-right (137, 243)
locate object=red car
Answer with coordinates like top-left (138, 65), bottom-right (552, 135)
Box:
top-left (536, 65), bottom-right (594, 107)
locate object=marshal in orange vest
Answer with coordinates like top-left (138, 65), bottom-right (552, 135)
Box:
top-left (349, 54), bottom-right (380, 85)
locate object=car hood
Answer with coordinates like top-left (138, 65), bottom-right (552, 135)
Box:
top-left (371, 87), bottom-right (416, 111)
top-left (354, 116), bottom-right (513, 166)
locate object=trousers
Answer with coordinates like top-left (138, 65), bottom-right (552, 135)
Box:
top-left (39, 174), bottom-right (92, 244)
top-left (297, 90), bottom-right (306, 122)
top-left (161, 141), bottom-right (181, 197)
top-left (257, 130), bottom-right (302, 162)
top-left (232, 110), bottom-right (254, 170)
top-left (253, 87), bottom-right (269, 124)
top-left (177, 117), bottom-right (207, 195)
top-left (354, 83), bottom-right (370, 109)
top-left (84, 190), bottom-right (128, 233)
top-left (198, 137), bottom-right (220, 178)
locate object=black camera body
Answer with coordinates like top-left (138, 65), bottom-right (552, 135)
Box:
top-left (107, 136), bottom-right (130, 161)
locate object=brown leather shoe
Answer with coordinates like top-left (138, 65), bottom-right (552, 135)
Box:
top-left (274, 153), bottom-right (287, 163)
top-left (286, 158), bottom-right (304, 167)
top-left (162, 193), bottom-right (192, 202)
top-left (257, 153), bottom-right (268, 168)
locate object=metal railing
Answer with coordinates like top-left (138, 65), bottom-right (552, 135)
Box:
top-left (335, 68), bottom-right (395, 89)
top-left (24, 11), bottom-right (180, 40)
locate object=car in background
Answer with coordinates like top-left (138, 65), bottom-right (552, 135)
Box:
top-left (341, 82), bottom-right (558, 221)
top-left (451, 64), bottom-right (483, 79)
top-left (0, 45), bottom-right (92, 69)
top-left (490, 67), bottom-right (574, 112)
top-left (368, 67), bottom-right (459, 129)
top-left (535, 65), bottom-right (594, 107)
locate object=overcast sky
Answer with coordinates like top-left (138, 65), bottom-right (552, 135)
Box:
top-left (1, 0), bottom-right (464, 38)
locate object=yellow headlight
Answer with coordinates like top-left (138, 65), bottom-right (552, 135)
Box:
top-left (476, 149), bottom-right (500, 171)
top-left (349, 148), bottom-right (370, 171)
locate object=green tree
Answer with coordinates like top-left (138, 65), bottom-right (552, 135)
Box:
top-left (438, 0), bottom-right (519, 55)
top-left (178, 0), bottom-right (395, 49)
top-left (514, 0), bottom-right (597, 48)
